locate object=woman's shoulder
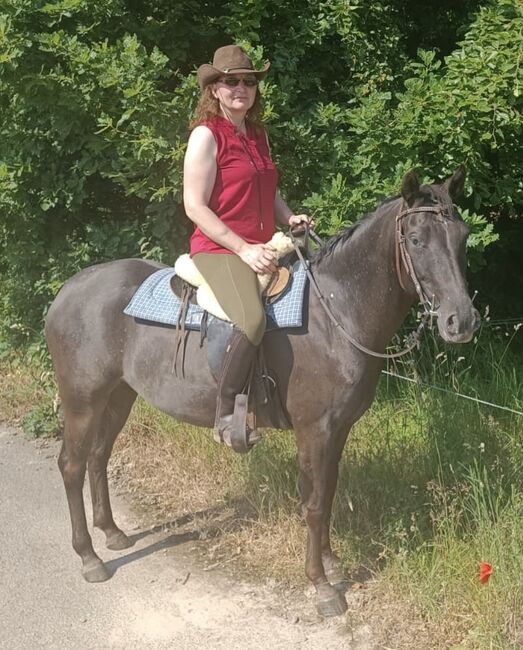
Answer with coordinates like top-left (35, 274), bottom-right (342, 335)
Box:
top-left (190, 120), bottom-right (215, 134)
top-left (190, 118), bottom-right (228, 142)
top-left (188, 123), bottom-right (216, 143)
top-left (186, 124), bottom-right (217, 158)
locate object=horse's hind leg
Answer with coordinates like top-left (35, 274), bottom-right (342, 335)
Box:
top-left (58, 400), bottom-right (109, 583)
top-left (87, 383), bottom-right (137, 551)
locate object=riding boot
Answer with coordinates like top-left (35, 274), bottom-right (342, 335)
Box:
top-left (214, 328), bottom-right (262, 453)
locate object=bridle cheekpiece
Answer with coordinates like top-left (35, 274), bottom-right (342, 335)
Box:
top-left (395, 203), bottom-right (454, 314)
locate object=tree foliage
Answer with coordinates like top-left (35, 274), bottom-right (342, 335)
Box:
top-left (0, 0), bottom-right (521, 349)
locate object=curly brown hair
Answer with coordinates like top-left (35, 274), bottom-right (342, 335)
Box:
top-left (189, 85), bottom-right (264, 131)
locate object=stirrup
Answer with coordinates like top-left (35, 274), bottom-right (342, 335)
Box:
top-left (214, 394), bottom-right (261, 454)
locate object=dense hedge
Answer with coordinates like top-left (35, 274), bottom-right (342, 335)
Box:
top-left (0, 0), bottom-right (522, 351)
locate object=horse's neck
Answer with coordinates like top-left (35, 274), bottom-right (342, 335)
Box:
top-left (314, 200), bottom-right (413, 347)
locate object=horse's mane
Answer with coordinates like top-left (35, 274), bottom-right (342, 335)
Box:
top-left (312, 195), bottom-right (400, 265)
top-left (312, 183), bottom-right (459, 266)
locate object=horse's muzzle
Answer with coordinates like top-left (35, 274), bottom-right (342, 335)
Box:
top-left (438, 306), bottom-right (481, 343)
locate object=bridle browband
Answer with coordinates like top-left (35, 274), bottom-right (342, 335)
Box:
top-left (292, 203), bottom-right (454, 360)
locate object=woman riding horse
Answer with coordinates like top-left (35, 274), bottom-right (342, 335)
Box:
top-left (183, 45), bottom-right (312, 452)
top-left (45, 163), bottom-right (480, 615)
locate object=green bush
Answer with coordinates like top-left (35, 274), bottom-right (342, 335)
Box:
top-left (22, 403), bottom-right (58, 438)
top-left (0, 0), bottom-right (520, 350)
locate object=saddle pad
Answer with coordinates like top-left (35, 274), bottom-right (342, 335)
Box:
top-left (123, 260), bottom-right (307, 330)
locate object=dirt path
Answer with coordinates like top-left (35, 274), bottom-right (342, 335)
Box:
top-left (0, 426), bottom-right (375, 649)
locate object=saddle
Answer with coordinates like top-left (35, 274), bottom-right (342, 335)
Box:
top-left (263, 266), bottom-right (292, 302)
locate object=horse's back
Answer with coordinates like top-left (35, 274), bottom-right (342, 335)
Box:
top-left (45, 258), bottom-right (165, 394)
top-left (46, 258), bottom-right (163, 327)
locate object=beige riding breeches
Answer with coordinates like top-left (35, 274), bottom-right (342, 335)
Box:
top-left (192, 252), bottom-right (266, 346)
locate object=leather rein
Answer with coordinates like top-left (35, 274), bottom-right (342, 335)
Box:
top-left (291, 204), bottom-right (450, 360)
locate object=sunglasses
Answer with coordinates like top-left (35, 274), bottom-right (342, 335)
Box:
top-left (219, 77), bottom-right (258, 88)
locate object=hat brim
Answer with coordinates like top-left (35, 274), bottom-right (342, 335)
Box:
top-left (197, 62), bottom-right (270, 89)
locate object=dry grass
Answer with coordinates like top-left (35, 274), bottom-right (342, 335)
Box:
top-left (108, 401), bottom-right (468, 649)
top-left (3, 349), bottom-right (523, 649)
top-left (0, 358), bottom-right (50, 423)
top-left (110, 399), bottom-right (306, 584)
top-left (108, 397), bottom-right (523, 649)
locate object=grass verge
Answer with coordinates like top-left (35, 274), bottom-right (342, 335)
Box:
top-left (2, 321), bottom-right (522, 648)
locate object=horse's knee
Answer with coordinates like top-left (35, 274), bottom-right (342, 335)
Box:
top-left (57, 447), bottom-right (66, 474)
top-left (58, 453), bottom-right (86, 488)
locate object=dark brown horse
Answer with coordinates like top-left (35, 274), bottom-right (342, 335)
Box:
top-left (45, 168), bottom-right (480, 617)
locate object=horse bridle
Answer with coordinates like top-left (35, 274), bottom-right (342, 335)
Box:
top-left (394, 204), bottom-right (455, 312)
top-left (292, 204), bottom-right (453, 360)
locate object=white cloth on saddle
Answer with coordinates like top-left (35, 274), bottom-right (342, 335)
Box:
top-left (175, 232), bottom-right (294, 322)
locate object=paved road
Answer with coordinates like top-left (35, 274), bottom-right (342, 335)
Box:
top-left (0, 426), bottom-right (363, 650)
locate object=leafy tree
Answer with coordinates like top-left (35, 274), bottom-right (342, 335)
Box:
top-left (0, 0), bottom-right (520, 350)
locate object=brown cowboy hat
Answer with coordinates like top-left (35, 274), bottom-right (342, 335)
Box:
top-left (197, 45), bottom-right (270, 90)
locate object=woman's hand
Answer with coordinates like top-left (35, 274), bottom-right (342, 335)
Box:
top-left (238, 243), bottom-right (278, 275)
top-left (288, 213), bottom-right (315, 228)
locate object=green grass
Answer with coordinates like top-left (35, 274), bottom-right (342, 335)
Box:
top-left (330, 321), bottom-right (523, 647)
top-left (1, 319), bottom-right (522, 648)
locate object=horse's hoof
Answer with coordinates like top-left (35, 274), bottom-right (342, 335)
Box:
top-left (82, 559), bottom-right (110, 583)
top-left (314, 582), bottom-right (348, 618)
top-left (106, 531), bottom-right (133, 551)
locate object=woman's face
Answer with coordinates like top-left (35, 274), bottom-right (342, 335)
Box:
top-left (212, 74), bottom-right (258, 116)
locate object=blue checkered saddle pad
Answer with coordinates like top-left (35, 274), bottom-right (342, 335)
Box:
top-left (124, 260), bottom-right (307, 330)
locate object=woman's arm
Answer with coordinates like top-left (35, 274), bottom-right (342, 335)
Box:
top-left (183, 126), bottom-right (277, 274)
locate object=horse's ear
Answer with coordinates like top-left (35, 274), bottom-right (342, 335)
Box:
top-left (443, 165), bottom-right (467, 200)
top-left (401, 170), bottom-right (420, 205)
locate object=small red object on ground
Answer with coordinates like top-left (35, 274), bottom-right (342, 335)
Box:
top-left (479, 562), bottom-right (493, 584)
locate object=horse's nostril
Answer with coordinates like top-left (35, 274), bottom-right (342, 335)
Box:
top-left (446, 309), bottom-right (480, 336)
top-left (446, 313), bottom-right (457, 332)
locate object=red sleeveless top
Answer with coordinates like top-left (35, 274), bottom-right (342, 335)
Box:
top-left (189, 116), bottom-right (278, 256)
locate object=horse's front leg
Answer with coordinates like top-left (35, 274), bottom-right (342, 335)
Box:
top-left (321, 430), bottom-right (351, 587)
top-left (297, 428), bottom-right (348, 617)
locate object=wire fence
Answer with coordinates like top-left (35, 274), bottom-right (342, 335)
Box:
top-left (382, 369), bottom-right (523, 417)
top-left (401, 316), bottom-right (523, 332)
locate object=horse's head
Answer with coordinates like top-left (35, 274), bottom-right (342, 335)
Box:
top-left (399, 166), bottom-right (481, 343)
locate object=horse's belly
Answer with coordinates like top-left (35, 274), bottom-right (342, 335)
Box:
top-left (126, 374), bottom-right (217, 428)
top-left (123, 323), bottom-right (218, 428)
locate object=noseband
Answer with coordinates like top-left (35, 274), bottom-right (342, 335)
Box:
top-left (292, 203), bottom-right (454, 360)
